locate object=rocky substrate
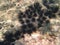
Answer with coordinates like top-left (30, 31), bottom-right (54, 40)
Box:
top-left (0, 0), bottom-right (60, 45)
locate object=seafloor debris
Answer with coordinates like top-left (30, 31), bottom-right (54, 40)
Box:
top-left (23, 31), bottom-right (56, 45)
top-left (14, 31), bottom-right (56, 45)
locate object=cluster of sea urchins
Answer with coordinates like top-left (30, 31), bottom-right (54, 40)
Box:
top-left (0, 0), bottom-right (59, 45)
top-left (18, 1), bottom-right (59, 34)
